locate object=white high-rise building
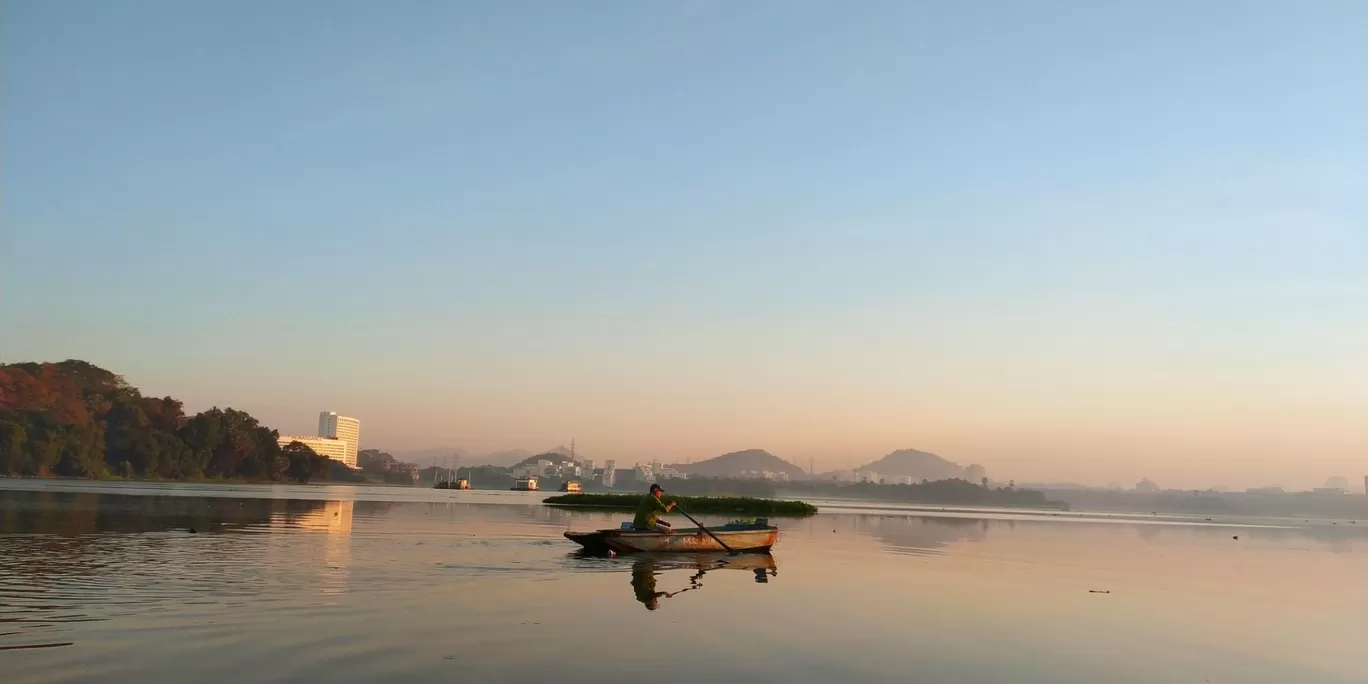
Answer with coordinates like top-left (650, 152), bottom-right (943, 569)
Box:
top-left (318, 412), bottom-right (360, 469)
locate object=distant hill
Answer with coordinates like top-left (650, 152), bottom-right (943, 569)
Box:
top-left (395, 447), bottom-right (474, 466)
top-left (856, 448), bottom-right (966, 480)
top-left (476, 449), bottom-right (533, 467)
top-left (675, 449), bottom-right (807, 479)
top-left (397, 446), bottom-right (581, 468)
top-left (511, 450), bottom-right (578, 469)
top-left (498, 445), bottom-right (578, 468)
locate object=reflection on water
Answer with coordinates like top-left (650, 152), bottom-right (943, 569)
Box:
top-left (838, 513), bottom-right (988, 556)
top-left (277, 499), bottom-right (354, 596)
top-left (0, 491), bottom-right (377, 656)
top-left (1, 481), bottom-right (1365, 684)
top-left (623, 553), bottom-right (778, 610)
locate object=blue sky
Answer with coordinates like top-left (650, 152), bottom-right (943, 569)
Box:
top-left (3, 1), bottom-right (1365, 488)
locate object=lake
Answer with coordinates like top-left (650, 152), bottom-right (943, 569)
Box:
top-left (2, 480), bottom-right (1364, 683)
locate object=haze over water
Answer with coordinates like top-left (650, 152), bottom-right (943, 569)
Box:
top-left (2, 481), bottom-right (1363, 683)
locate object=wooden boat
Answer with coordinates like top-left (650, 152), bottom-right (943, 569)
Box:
top-left (564, 519), bottom-right (779, 554)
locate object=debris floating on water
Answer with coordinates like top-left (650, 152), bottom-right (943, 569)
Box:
top-left (1232, 536), bottom-right (1239, 540)
top-left (1089, 590), bottom-right (1110, 594)
top-left (188, 527), bottom-right (197, 534)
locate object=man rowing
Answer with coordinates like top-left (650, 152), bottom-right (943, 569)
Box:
top-left (632, 483), bottom-right (676, 533)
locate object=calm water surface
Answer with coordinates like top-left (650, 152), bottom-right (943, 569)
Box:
top-left (2, 480), bottom-right (1364, 683)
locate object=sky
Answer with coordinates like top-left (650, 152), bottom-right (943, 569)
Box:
top-left (3, 1), bottom-right (1365, 490)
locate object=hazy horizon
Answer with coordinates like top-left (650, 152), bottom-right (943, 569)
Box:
top-left (4, 2), bottom-right (1364, 491)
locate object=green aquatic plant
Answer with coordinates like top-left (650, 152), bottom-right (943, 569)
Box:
top-left (542, 493), bottom-right (817, 517)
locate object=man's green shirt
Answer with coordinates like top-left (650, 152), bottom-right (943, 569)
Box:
top-left (632, 494), bottom-right (669, 530)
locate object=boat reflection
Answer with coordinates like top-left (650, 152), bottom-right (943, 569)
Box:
top-left (624, 554), bottom-right (779, 611)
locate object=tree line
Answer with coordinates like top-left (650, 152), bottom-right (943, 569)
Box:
top-left (0, 360), bottom-right (332, 482)
top-left (780, 478), bottom-right (1068, 509)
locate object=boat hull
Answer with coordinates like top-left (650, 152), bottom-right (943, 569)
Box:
top-left (565, 525), bottom-right (780, 554)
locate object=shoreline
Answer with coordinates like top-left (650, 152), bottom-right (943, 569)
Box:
top-left (6, 478), bottom-right (1358, 525)
top-left (0, 474), bottom-right (420, 488)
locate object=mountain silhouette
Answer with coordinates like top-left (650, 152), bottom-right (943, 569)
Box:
top-left (856, 448), bottom-right (966, 480)
top-left (674, 449), bottom-right (806, 478)
top-left (398, 446), bottom-right (580, 468)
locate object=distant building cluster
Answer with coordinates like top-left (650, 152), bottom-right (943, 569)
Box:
top-left (277, 411), bottom-right (361, 469)
top-left (736, 470), bottom-right (791, 481)
top-left (826, 471), bottom-right (963, 486)
top-left (830, 469), bottom-right (885, 484)
top-left (515, 455), bottom-right (710, 487)
top-left (514, 458), bottom-right (598, 480)
top-left (1134, 478), bottom-right (1161, 493)
top-left (634, 459), bottom-right (684, 482)
top-left (512, 456), bottom-right (644, 489)
top-left (1247, 477), bottom-right (1366, 496)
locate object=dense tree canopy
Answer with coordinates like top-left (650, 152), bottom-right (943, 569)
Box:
top-left (0, 360), bottom-right (328, 483)
top-left (357, 448), bottom-right (421, 485)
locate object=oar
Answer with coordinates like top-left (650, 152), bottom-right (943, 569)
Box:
top-left (672, 503), bottom-right (739, 555)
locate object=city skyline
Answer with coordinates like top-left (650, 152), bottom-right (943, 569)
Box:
top-left (4, 2), bottom-right (1364, 491)
top-left (260, 422), bottom-right (1358, 492)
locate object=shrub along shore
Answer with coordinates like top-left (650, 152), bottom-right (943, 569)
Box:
top-left (542, 493), bottom-right (818, 517)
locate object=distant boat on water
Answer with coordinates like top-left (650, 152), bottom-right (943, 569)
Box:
top-left (559, 480), bottom-right (582, 493)
top-left (433, 459), bottom-right (466, 489)
top-left (512, 476), bottom-right (539, 491)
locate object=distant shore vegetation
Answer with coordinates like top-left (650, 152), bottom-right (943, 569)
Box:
top-left (543, 493), bottom-right (819, 517)
top-left (781, 478), bottom-right (1070, 510)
